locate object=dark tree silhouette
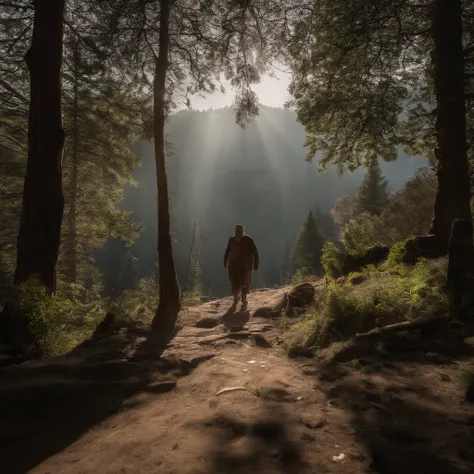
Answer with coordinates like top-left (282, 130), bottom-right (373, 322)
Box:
top-left (429, 0), bottom-right (471, 246)
top-left (151, 0), bottom-right (181, 339)
top-left (15, 0), bottom-right (66, 293)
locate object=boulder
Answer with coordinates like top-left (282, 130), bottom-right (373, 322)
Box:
top-left (221, 311), bottom-right (250, 328)
top-left (288, 283), bottom-right (315, 307)
top-left (403, 234), bottom-right (446, 265)
top-left (251, 334), bottom-right (272, 348)
top-left (195, 317), bottom-right (220, 329)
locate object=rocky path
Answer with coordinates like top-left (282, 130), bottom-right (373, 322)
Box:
top-left (1, 285), bottom-right (473, 474)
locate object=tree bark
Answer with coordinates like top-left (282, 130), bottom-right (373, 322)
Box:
top-left (15, 0), bottom-right (65, 294)
top-left (151, 0), bottom-right (181, 339)
top-left (65, 40), bottom-right (80, 284)
top-left (430, 0), bottom-right (472, 248)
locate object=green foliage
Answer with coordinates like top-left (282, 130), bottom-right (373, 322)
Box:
top-left (288, 0), bottom-right (430, 170)
top-left (11, 277), bottom-right (105, 358)
top-left (343, 213), bottom-right (381, 257)
top-left (355, 160), bottom-right (388, 216)
top-left (0, 3), bottom-right (148, 288)
top-left (381, 241), bottom-right (408, 270)
top-left (339, 169), bottom-right (436, 254)
top-left (290, 211), bottom-right (326, 277)
top-left (181, 291), bottom-right (203, 307)
top-left (112, 277), bottom-right (158, 327)
top-left (285, 258), bottom-right (448, 350)
top-left (290, 267), bottom-right (312, 285)
top-left (59, 31), bottom-right (148, 284)
top-left (321, 242), bottom-right (345, 277)
top-left (94, 0), bottom-right (297, 126)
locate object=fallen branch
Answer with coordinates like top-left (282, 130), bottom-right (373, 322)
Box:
top-left (215, 386), bottom-right (248, 396)
top-left (355, 316), bottom-right (451, 341)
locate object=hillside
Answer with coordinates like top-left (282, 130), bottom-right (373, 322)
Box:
top-left (1, 284), bottom-right (473, 474)
top-left (97, 106), bottom-right (427, 297)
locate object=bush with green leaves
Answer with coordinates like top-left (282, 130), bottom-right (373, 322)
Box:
top-left (381, 241), bottom-right (408, 270)
top-left (290, 267), bottom-right (313, 285)
top-left (111, 277), bottom-right (158, 327)
top-left (342, 213), bottom-right (383, 257)
top-left (321, 241), bottom-right (345, 277)
top-left (284, 258), bottom-right (448, 351)
top-left (4, 276), bottom-right (105, 358)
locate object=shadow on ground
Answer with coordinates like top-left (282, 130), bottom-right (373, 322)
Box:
top-left (311, 322), bottom-right (474, 474)
top-left (192, 405), bottom-right (310, 474)
top-left (0, 328), bottom-right (206, 474)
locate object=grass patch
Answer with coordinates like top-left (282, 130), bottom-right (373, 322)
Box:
top-left (284, 258), bottom-right (448, 351)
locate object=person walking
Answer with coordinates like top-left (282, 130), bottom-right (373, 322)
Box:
top-left (224, 224), bottom-right (259, 310)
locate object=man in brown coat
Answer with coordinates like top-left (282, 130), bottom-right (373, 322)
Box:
top-left (224, 224), bottom-right (259, 310)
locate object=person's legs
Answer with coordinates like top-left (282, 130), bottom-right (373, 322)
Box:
top-left (240, 271), bottom-right (252, 309)
top-left (230, 275), bottom-right (240, 308)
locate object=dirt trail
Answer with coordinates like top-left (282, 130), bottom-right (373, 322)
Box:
top-left (1, 286), bottom-right (473, 474)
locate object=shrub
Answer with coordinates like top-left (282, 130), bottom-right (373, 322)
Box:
top-left (290, 266), bottom-right (313, 285)
top-left (3, 276), bottom-right (105, 358)
top-left (321, 240), bottom-right (389, 278)
top-left (181, 290), bottom-right (203, 307)
top-left (343, 213), bottom-right (382, 257)
top-left (111, 278), bottom-right (203, 327)
top-left (111, 277), bottom-right (158, 326)
top-left (381, 241), bottom-right (407, 270)
top-left (321, 242), bottom-right (345, 277)
top-left (284, 258), bottom-right (448, 350)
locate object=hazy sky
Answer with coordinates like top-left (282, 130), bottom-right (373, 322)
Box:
top-left (185, 68), bottom-right (292, 110)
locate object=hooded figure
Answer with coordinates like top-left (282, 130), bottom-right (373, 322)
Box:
top-left (224, 224), bottom-right (259, 310)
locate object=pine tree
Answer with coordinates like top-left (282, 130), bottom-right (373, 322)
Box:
top-left (313, 206), bottom-right (337, 240)
top-left (290, 211), bottom-right (326, 277)
top-left (60, 28), bottom-right (146, 286)
top-left (355, 160), bottom-right (388, 216)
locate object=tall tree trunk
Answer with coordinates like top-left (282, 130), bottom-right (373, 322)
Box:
top-left (15, 0), bottom-right (65, 294)
top-left (151, 0), bottom-right (181, 339)
top-left (430, 0), bottom-right (472, 248)
top-left (65, 41), bottom-right (80, 284)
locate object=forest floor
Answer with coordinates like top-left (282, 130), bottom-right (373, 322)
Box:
top-left (1, 284), bottom-right (474, 474)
